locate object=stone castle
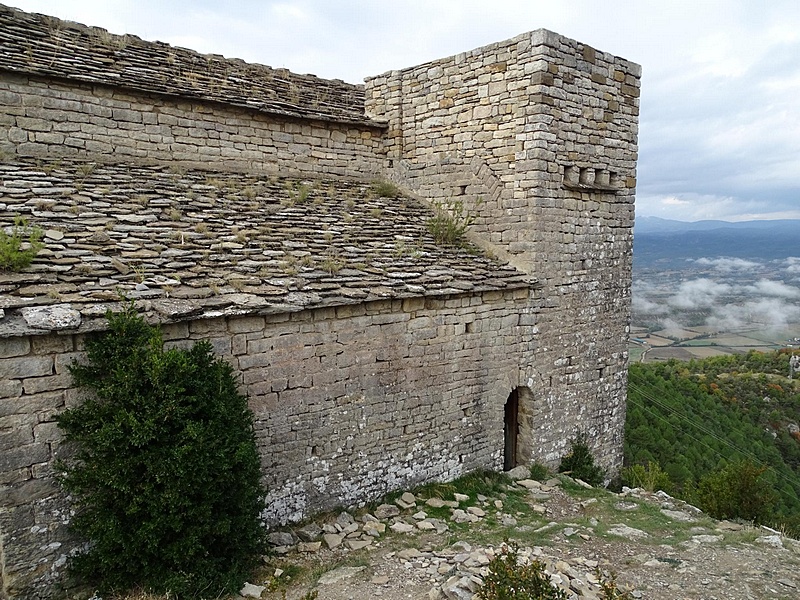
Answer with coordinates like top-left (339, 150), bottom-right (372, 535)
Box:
top-left (0, 4), bottom-right (639, 598)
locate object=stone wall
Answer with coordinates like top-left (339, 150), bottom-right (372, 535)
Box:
top-left (0, 9), bottom-right (640, 598)
top-left (365, 29), bottom-right (639, 468)
top-left (0, 74), bottom-right (386, 177)
top-left (0, 289), bottom-right (538, 598)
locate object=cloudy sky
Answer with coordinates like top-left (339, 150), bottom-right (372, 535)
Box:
top-left (8, 0), bottom-right (800, 222)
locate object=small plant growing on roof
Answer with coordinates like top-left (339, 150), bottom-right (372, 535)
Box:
top-left (56, 305), bottom-right (266, 598)
top-left (0, 215), bottom-right (44, 271)
top-left (370, 179), bottom-right (400, 198)
top-left (76, 161), bottom-right (96, 180)
top-left (426, 199), bottom-right (475, 247)
top-left (321, 250), bottom-right (346, 275)
top-left (284, 181), bottom-right (311, 206)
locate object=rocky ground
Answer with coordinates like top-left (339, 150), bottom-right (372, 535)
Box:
top-left (240, 469), bottom-right (800, 600)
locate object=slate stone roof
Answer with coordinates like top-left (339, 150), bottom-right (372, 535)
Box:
top-left (0, 4), bottom-right (380, 127)
top-left (0, 159), bottom-right (531, 336)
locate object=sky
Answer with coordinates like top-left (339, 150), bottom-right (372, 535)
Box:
top-left (7, 0), bottom-right (800, 223)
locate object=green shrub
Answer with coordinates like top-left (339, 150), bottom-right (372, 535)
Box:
top-left (558, 433), bottom-right (605, 486)
top-left (477, 543), bottom-right (568, 600)
top-left (477, 543), bottom-right (633, 600)
top-left (0, 215), bottom-right (44, 271)
top-left (621, 461), bottom-right (673, 494)
top-left (690, 459), bottom-right (776, 523)
top-left (426, 199), bottom-right (475, 246)
top-left (529, 462), bottom-right (551, 481)
top-left (57, 306), bottom-right (266, 598)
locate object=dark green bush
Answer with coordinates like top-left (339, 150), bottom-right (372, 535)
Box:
top-left (477, 543), bottom-right (568, 600)
top-left (691, 459), bottom-right (776, 523)
top-left (529, 462), bottom-right (551, 482)
top-left (558, 432), bottom-right (605, 486)
top-left (57, 306), bottom-right (266, 598)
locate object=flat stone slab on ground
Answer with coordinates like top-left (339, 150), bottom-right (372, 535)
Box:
top-left (322, 533), bottom-right (344, 548)
top-left (506, 465), bottom-right (530, 479)
top-left (239, 582), bottom-right (265, 598)
top-left (607, 524), bottom-right (649, 539)
top-left (318, 565), bottom-right (366, 585)
top-left (374, 503), bottom-right (400, 519)
top-left (345, 539), bottom-right (372, 551)
top-left (516, 479), bottom-right (541, 489)
top-left (390, 520), bottom-right (415, 533)
top-left (661, 509), bottom-right (695, 522)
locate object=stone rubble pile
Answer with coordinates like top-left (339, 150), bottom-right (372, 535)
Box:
top-left (254, 475), bottom-right (800, 599)
top-left (261, 476), bottom-right (644, 599)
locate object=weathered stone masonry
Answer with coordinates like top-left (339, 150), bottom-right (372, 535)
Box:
top-left (2, 288), bottom-right (534, 598)
top-left (1, 73), bottom-right (385, 178)
top-left (0, 5), bottom-right (639, 598)
top-left (365, 30), bottom-right (639, 467)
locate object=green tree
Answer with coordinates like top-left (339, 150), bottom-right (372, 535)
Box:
top-left (691, 460), bottom-right (776, 523)
top-left (559, 432), bottom-right (605, 486)
top-left (57, 306), bottom-right (266, 598)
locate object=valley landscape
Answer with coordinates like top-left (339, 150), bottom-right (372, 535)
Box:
top-left (630, 217), bottom-right (800, 363)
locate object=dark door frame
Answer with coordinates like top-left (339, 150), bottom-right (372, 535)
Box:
top-left (504, 389), bottom-right (519, 471)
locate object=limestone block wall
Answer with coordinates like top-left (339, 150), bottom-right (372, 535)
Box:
top-left (0, 74), bottom-right (386, 178)
top-left (1, 288), bottom-right (541, 598)
top-left (365, 30), bottom-right (639, 469)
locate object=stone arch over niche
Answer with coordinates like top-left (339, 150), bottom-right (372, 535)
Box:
top-left (503, 386), bottom-right (535, 470)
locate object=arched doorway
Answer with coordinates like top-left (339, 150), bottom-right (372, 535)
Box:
top-left (503, 389), bottom-right (519, 471)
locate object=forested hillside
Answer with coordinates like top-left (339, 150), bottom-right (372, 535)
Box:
top-left (625, 350), bottom-right (800, 532)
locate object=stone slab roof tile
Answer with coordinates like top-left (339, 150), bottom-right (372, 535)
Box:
top-left (0, 159), bottom-right (532, 336)
top-left (0, 4), bottom-right (383, 127)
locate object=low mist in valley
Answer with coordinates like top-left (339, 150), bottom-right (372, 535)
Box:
top-left (631, 218), bottom-right (800, 361)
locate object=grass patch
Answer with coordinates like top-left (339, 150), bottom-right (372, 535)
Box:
top-left (0, 215), bottom-right (44, 271)
top-left (370, 180), bottom-right (400, 198)
top-left (529, 463), bottom-right (552, 481)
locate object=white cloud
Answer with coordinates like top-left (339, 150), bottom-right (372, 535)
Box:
top-left (667, 279), bottom-right (732, 310)
top-left (785, 258), bottom-right (800, 274)
top-left (707, 298), bottom-right (800, 331)
top-left (633, 273), bottom-right (800, 333)
top-left (661, 197), bottom-right (690, 206)
top-left (632, 295), bottom-right (668, 315)
top-left (745, 279), bottom-right (800, 299)
top-left (730, 211), bottom-right (800, 221)
top-left (695, 257), bottom-right (760, 272)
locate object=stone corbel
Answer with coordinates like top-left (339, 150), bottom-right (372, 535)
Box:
top-left (563, 166), bottom-right (619, 193)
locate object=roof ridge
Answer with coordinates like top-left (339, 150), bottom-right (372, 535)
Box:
top-left (0, 3), bottom-right (383, 126)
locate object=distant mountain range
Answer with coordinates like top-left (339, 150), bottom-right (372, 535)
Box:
top-left (635, 216), bottom-right (800, 234)
top-left (634, 217), bottom-right (800, 268)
